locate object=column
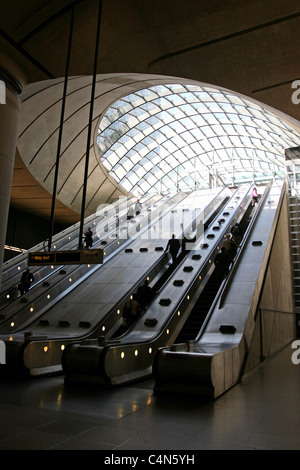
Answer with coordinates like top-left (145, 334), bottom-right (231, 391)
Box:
top-left (0, 68), bottom-right (22, 289)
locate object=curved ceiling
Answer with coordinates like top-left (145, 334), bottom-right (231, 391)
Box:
top-left (1, 0), bottom-right (300, 222)
top-left (97, 81), bottom-right (300, 195)
top-left (17, 74), bottom-right (300, 216)
top-left (17, 74), bottom-right (202, 216)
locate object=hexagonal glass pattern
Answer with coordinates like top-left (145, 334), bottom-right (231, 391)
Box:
top-left (97, 83), bottom-right (300, 195)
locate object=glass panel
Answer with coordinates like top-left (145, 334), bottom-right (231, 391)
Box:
top-left (97, 81), bottom-right (300, 195)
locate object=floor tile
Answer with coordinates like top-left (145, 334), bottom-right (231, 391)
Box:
top-left (0, 344), bottom-right (299, 450)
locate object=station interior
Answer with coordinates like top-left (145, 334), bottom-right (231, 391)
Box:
top-left (0, 0), bottom-right (300, 451)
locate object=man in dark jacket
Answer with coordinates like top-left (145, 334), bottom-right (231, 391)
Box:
top-left (137, 280), bottom-right (155, 309)
top-left (214, 247), bottom-right (232, 280)
top-left (165, 234), bottom-right (181, 264)
top-left (19, 268), bottom-right (34, 295)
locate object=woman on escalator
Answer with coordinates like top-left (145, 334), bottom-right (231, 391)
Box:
top-left (251, 187), bottom-right (258, 206)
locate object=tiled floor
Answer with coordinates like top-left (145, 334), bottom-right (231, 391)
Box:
top-left (0, 343), bottom-right (299, 451)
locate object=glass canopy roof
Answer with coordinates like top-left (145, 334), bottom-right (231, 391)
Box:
top-left (97, 83), bottom-right (300, 196)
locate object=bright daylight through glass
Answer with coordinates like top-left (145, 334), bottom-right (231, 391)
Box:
top-left (97, 83), bottom-right (300, 196)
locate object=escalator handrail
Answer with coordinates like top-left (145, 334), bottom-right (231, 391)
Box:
top-left (193, 181), bottom-right (274, 343)
top-left (86, 190), bottom-right (226, 339)
top-left (218, 180), bottom-right (274, 309)
top-left (1, 195), bottom-right (142, 276)
top-left (111, 189), bottom-right (231, 339)
top-left (2, 193), bottom-right (187, 334)
top-left (150, 187), bottom-right (231, 295)
top-left (1, 195), bottom-right (160, 299)
top-left (114, 184), bottom-right (253, 345)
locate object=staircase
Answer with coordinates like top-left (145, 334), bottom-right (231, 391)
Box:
top-left (288, 193), bottom-right (300, 337)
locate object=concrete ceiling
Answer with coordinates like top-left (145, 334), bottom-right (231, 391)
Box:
top-left (1, 0), bottom-right (300, 224)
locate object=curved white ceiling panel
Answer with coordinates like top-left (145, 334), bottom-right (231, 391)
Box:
top-left (17, 73), bottom-right (199, 215)
top-left (97, 82), bottom-right (300, 195)
top-left (17, 73), bottom-right (300, 215)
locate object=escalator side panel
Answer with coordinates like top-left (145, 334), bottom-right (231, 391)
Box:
top-left (62, 185), bottom-right (253, 385)
top-left (153, 181), bottom-right (287, 398)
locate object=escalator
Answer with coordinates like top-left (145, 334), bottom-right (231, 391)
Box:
top-left (0, 195), bottom-right (140, 307)
top-left (153, 180), bottom-right (291, 399)
top-left (0, 193), bottom-right (173, 334)
top-left (111, 189), bottom-right (230, 340)
top-left (62, 184), bottom-right (253, 386)
top-left (1, 188), bottom-right (228, 377)
top-left (149, 196), bottom-right (230, 295)
top-left (175, 269), bottom-right (220, 343)
top-left (175, 200), bottom-right (257, 343)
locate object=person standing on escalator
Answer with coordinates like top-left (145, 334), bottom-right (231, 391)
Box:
top-left (222, 233), bottom-right (237, 259)
top-left (18, 268), bottom-right (34, 295)
top-left (84, 227), bottom-right (93, 248)
top-left (214, 247), bottom-right (232, 280)
top-left (251, 187), bottom-right (258, 206)
top-left (165, 234), bottom-right (180, 264)
top-left (137, 280), bottom-right (155, 309)
top-left (135, 199), bottom-right (142, 216)
top-left (231, 222), bottom-right (242, 246)
top-left (122, 294), bottom-right (142, 328)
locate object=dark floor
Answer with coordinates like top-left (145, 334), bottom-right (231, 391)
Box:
top-left (0, 343), bottom-right (299, 451)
